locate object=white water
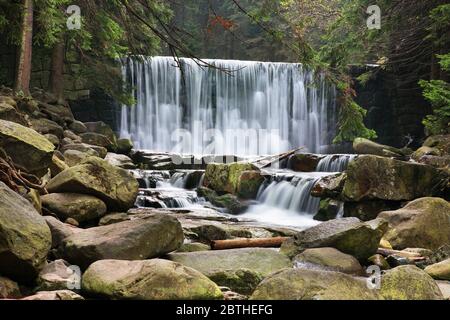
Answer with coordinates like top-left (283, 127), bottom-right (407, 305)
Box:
top-left (120, 56), bottom-right (337, 155)
top-left (316, 154), bottom-right (356, 172)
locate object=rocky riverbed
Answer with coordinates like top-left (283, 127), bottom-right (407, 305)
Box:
top-left (1, 87), bottom-right (450, 300)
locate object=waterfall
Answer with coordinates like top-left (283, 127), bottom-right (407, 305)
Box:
top-left (120, 56), bottom-right (337, 155)
top-left (316, 154), bottom-right (356, 172)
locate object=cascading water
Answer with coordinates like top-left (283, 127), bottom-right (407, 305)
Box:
top-left (119, 56), bottom-right (337, 155)
top-left (316, 154), bottom-right (356, 172)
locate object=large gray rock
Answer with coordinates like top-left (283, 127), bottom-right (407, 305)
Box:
top-left (342, 155), bottom-right (448, 201)
top-left (281, 217), bottom-right (387, 261)
top-left (250, 268), bottom-right (381, 300)
top-left (0, 119), bottom-right (54, 175)
top-left (168, 248), bottom-right (291, 278)
top-left (44, 216), bottom-right (82, 248)
top-left (380, 265), bottom-right (443, 300)
top-left (46, 157), bottom-right (139, 211)
top-left (80, 132), bottom-right (116, 151)
top-left (59, 214), bottom-right (184, 269)
top-left (41, 193), bottom-right (107, 223)
top-left (30, 118), bottom-right (64, 138)
top-left (84, 121), bottom-right (118, 148)
top-left (63, 149), bottom-right (91, 167)
top-left (0, 182), bottom-right (52, 282)
top-left (353, 137), bottom-right (408, 158)
top-left (36, 259), bottom-right (74, 291)
top-left (378, 197), bottom-right (450, 250)
top-left (82, 259), bottom-right (223, 300)
top-left (105, 152), bottom-right (137, 169)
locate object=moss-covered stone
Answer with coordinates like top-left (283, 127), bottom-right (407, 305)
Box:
top-left (353, 137), bottom-right (408, 158)
top-left (0, 102), bottom-right (27, 125)
top-left (342, 155), bottom-right (448, 201)
top-left (0, 119), bottom-right (54, 175)
top-left (423, 135), bottom-right (450, 155)
top-left (380, 265), bottom-right (443, 300)
top-left (313, 199), bottom-right (342, 221)
top-left (378, 197), bottom-right (450, 250)
top-left (412, 146), bottom-right (441, 161)
top-left (311, 173), bottom-right (346, 199)
top-left (117, 138), bottom-right (133, 154)
top-left (236, 170), bottom-right (264, 199)
top-left (42, 193), bottom-right (107, 223)
top-left (0, 182), bottom-right (52, 283)
top-left (250, 268), bottom-right (381, 300)
top-left (46, 156), bottom-right (139, 211)
top-left (84, 121), bottom-right (118, 148)
top-left (208, 268), bottom-right (263, 295)
top-left (30, 118), bottom-right (64, 138)
top-left (82, 259), bottom-right (223, 300)
top-left (368, 254), bottom-right (390, 270)
top-left (197, 186), bottom-right (248, 214)
top-left (204, 162), bottom-right (259, 194)
top-left (425, 259), bottom-right (450, 280)
top-left (177, 242), bottom-right (211, 252)
top-left (80, 132), bottom-right (116, 151)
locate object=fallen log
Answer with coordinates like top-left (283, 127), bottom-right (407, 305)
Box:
top-left (211, 237), bottom-right (290, 250)
top-left (252, 147), bottom-right (303, 169)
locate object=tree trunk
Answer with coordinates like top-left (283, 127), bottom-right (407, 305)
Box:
top-left (49, 40), bottom-right (65, 103)
top-left (211, 237), bottom-right (290, 250)
top-left (14, 0), bottom-right (34, 96)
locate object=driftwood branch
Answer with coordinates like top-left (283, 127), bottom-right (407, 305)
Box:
top-left (211, 237), bottom-right (290, 250)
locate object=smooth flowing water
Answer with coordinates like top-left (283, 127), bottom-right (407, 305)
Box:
top-left (119, 56), bottom-right (337, 155)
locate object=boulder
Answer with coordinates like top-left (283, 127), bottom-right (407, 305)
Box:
top-left (84, 121), bottom-right (118, 147)
top-left (342, 155), bottom-right (448, 201)
top-left (412, 146), bottom-right (441, 161)
top-left (250, 268), bottom-right (381, 300)
top-left (63, 130), bottom-right (82, 142)
top-left (36, 259), bottom-right (74, 291)
top-left (0, 182), bottom-right (52, 282)
top-left (63, 149), bottom-right (91, 167)
top-left (43, 216), bottom-right (82, 248)
top-left (177, 242), bottom-right (211, 252)
top-left (423, 135), bottom-right (450, 155)
top-left (380, 265), bottom-right (443, 300)
top-left (311, 173), bottom-right (346, 199)
top-left (46, 157), bottom-right (139, 211)
top-left (418, 155), bottom-right (450, 171)
top-left (117, 138), bottom-right (133, 154)
top-left (61, 143), bottom-right (102, 157)
top-left (82, 259), bottom-right (223, 300)
top-left (236, 170), bottom-right (264, 199)
top-left (353, 137), bottom-right (408, 158)
top-left (80, 132), bottom-right (116, 151)
top-left (204, 162), bottom-right (260, 194)
top-left (280, 217), bottom-right (387, 261)
top-left (208, 268), bottom-right (263, 295)
top-left (343, 200), bottom-right (400, 221)
top-left (50, 154), bottom-right (69, 177)
top-left (22, 290), bottom-right (84, 300)
top-left (69, 120), bottom-right (87, 134)
top-left (168, 248), bottom-right (291, 278)
top-left (44, 133), bottom-right (60, 146)
top-left (59, 214), bottom-right (184, 269)
top-left (41, 193), bottom-right (107, 223)
top-left (0, 119), bottom-right (54, 175)
top-left (368, 254), bottom-right (390, 270)
top-left (313, 199), bottom-right (343, 221)
top-left (197, 187), bottom-right (248, 214)
top-left (105, 152), bottom-right (137, 169)
top-left (0, 276), bottom-right (21, 299)
top-left (293, 247), bottom-right (364, 275)
top-left (38, 102), bottom-right (74, 124)
top-left (287, 153), bottom-right (322, 172)
top-left (30, 118), bottom-right (64, 138)
top-left (98, 212), bottom-right (130, 226)
top-left (425, 259), bottom-right (450, 280)
top-left (378, 197), bottom-right (450, 250)
top-left (0, 102), bottom-right (27, 125)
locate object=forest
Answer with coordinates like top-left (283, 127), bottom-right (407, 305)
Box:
top-left (0, 0), bottom-right (449, 303)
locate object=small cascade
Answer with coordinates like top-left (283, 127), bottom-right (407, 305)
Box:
top-left (316, 154), bottom-right (356, 172)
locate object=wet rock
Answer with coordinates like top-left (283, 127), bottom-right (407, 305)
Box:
top-left (0, 119), bottom-right (54, 175)
top-left (250, 268), bottom-right (381, 300)
top-left (43, 216), bottom-right (82, 248)
top-left (236, 170), bottom-right (264, 199)
top-left (204, 162), bottom-right (260, 194)
top-left (311, 173), bottom-right (346, 199)
top-left (293, 247), bottom-right (364, 275)
top-left (22, 290), bottom-right (83, 300)
top-left (343, 200), bottom-right (400, 221)
top-left (287, 153), bottom-right (322, 172)
top-left (168, 248), bottom-right (291, 278)
top-left (41, 193), bottom-right (107, 223)
top-left (82, 259), bottom-right (223, 300)
top-left (117, 138), bottom-right (133, 154)
top-left (423, 135), bottom-right (450, 155)
top-left (412, 146), bottom-right (440, 161)
top-left (425, 259), bottom-right (450, 280)
top-left (47, 156), bottom-right (139, 211)
top-left (313, 199), bottom-right (342, 221)
top-left (378, 197), bottom-right (450, 250)
top-left (380, 265), bottom-right (443, 300)
top-left (342, 155), bottom-right (448, 201)
top-left (105, 152), bottom-right (137, 169)
top-left (197, 187), bottom-right (249, 214)
top-left (208, 268), bottom-right (263, 295)
top-left (59, 214), bottom-right (184, 269)
top-left (280, 217), bottom-right (387, 261)
top-left (36, 259), bottom-right (75, 291)
top-left (0, 276), bottom-right (21, 299)
top-left (0, 182), bottom-right (52, 282)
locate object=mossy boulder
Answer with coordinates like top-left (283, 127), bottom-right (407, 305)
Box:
top-left (59, 214), bottom-right (184, 269)
top-left (412, 146), bottom-right (441, 161)
top-left (82, 259), bottom-right (223, 300)
top-left (287, 153), bottom-right (322, 172)
top-left (313, 199), bottom-right (342, 221)
top-left (105, 152), bottom-right (137, 169)
top-left (353, 137), bottom-right (408, 158)
top-left (342, 155), bottom-right (448, 201)
top-left (380, 265), bottom-right (443, 300)
top-left (236, 170), bottom-right (264, 199)
top-left (30, 118), bottom-right (64, 138)
top-left (84, 121), bottom-right (118, 147)
top-left (423, 135), bottom-right (450, 155)
top-left (43, 216), bottom-right (82, 248)
top-left (281, 217), bottom-right (387, 261)
top-left (0, 182), bottom-right (52, 282)
top-left (61, 143), bottom-right (106, 158)
top-left (46, 156), bottom-right (139, 211)
top-left (425, 259), bottom-right (450, 280)
top-left (208, 268), bottom-right (264, 295)
top-left (80, 132), bottom-right (116, 151)
top-left (311, 173), bottom-right (346, 199)
top-left (0, 119), bottom-right (54, 175)
top-left (63, 149), bottom-right (91, 167)
top-left (41, 193), bottom-right (107, 223)
top-left (98, 212), bottom-right (130, 226)
top-left (343, 200), bottom-right (399, 221)
top-left (168, 248), bottom-right (291, 278)
top-left (197, 186), bottom-right (248, 214)
top-left (69, 120), bottom-right (87, 134)
top-left (117, 138), bottom-right (133, 154)
top-left (293, 247), bottom-right (363, 275)
top-left (204, 162), bottom-right (260, 194)
top-left (250, 268), bottom-right (381, 300)
top-left (0, 102), bottom-right (27, 125)
top-left (378, 197), bottom-right (450, 250)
